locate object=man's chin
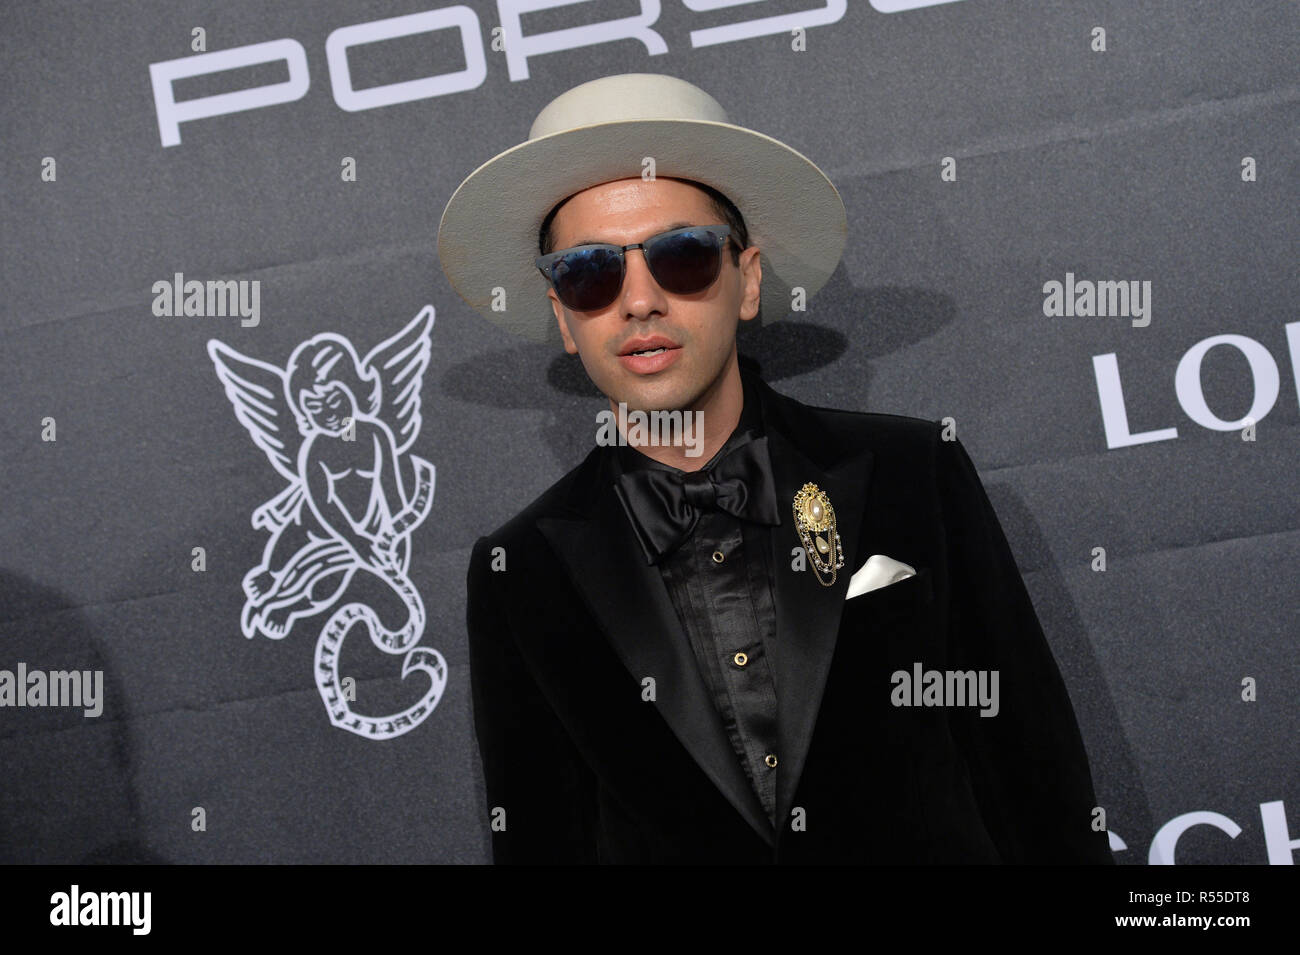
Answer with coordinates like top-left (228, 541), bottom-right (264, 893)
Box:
top-left (610, 377), bottom-right (701, 414)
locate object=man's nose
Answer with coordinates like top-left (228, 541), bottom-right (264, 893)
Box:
top-left (619, 247), bottom-right (668, 315)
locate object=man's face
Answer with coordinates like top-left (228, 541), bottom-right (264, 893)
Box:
top-left (546, 177), bottom-right (761, 413)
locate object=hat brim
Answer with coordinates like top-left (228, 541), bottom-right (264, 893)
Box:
top-left (437, 118), bottom-right (846, 345)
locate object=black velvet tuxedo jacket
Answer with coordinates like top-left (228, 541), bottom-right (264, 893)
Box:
top-left (466, 369), bottom-right (1113, 864)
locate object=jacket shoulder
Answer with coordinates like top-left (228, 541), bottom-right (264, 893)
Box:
top-left (472, 445), bottom-right (601, 555)
top-left (765, 382), bottom-right (942, 464)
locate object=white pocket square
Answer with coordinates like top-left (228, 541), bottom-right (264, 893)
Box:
top-left (845, 554), bottom-right (917, 600)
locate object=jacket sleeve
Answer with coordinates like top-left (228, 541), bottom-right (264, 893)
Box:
top-left (933, 431), bottom-right (1113, 864)
top-left (466, 534), bottom-right (600, 864)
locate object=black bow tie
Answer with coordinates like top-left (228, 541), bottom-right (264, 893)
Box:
top-left (613, 432), bottom-right (781, 565)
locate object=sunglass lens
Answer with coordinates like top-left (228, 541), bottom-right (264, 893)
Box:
top-left (553, 247), bottom-right (623, 310)
top-left (646, 230), bottom-right (723, 295)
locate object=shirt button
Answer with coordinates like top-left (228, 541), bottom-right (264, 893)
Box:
top-left (711, 550), bottom-right (725, 564)
top-left (765, 754), bottom-right (778, 768)
top-left (733, 652), bottom-right (748, 667)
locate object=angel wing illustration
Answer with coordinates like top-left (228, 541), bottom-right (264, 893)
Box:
top-left (206, 305), bottom-right (437, 641)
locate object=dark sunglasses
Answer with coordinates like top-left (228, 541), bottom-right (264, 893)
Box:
top-left (536, 224), bottom-right (734, 311)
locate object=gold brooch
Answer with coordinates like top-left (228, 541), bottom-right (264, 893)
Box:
top-left (792, 482), bottom-right (843, 587)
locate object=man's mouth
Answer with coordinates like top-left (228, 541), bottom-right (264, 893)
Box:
top-left (618, 335), bottom-right (683, 374)
top-left (618, 335), bottom-right (680, 356)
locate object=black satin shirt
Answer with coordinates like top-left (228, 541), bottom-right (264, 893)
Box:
top-left (610, 377), bottom-right (782, 829)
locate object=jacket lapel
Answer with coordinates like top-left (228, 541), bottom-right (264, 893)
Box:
top-left (537, 448), bottom-right (775, 847)
top-left (761, 418), bottom-right (873, 831)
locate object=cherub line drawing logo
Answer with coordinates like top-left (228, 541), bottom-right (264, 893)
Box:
top-left (207, 306), bottom-right (447, 739)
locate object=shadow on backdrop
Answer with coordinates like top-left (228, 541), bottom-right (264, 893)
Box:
top-left (0, 570), bottom-right (167, 863)
top-left (442, 272), bottom-right (957, 468)
top-left (980, 487), bottom-right (1153, 863)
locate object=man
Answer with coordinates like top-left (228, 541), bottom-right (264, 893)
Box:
top-left (439, 73), bottom-right (1112, 864)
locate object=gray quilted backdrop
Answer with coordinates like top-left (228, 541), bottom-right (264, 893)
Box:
top-left (1, 0), bottom-right (1296, 863)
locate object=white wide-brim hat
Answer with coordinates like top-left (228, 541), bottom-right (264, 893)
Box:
top-left (437, 72), bottom-right (846, 345)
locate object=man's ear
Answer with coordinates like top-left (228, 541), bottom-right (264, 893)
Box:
top-left (549, 290), bottom-right (579, 354)
top-left (737, 245), bottom-right (762, 323)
